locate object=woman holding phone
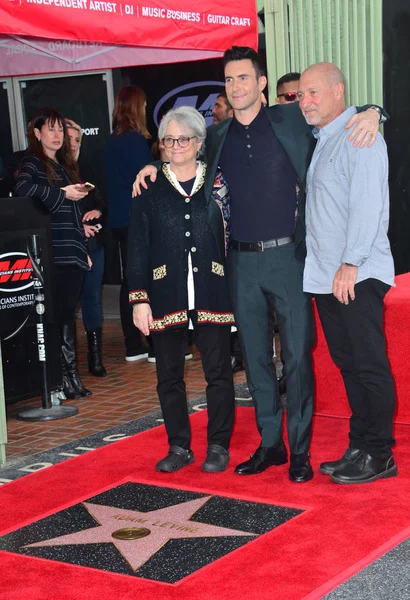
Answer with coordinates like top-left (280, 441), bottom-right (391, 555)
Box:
top-left (14, 107), bottom-right (92, 400)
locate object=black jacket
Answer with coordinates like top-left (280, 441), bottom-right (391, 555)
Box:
top-left (127, 165), bottom-right (234, 332)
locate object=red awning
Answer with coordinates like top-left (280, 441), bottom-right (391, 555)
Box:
top-left (0, 0), bottom-right (258, 52)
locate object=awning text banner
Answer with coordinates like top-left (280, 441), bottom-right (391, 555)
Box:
top-left (0, 0), bottom-right (258, 52)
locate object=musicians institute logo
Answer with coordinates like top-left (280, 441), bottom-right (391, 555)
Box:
top-left (0, 251), bottom-right (34, 293)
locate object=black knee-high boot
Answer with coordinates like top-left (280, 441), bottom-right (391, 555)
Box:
top-left (61, 322), bottom-right (92, 398)
top-left (87, 328), bottom-right (107, 377)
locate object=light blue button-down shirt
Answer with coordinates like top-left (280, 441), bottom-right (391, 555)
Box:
top-left (303, 106), bottom-right (395, 294)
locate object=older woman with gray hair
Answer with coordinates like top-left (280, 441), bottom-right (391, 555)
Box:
top-left (127, 106), bottom-right (235, 474)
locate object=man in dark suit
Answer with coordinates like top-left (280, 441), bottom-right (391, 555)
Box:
top-left (134, 46), bottom-right (381, 482)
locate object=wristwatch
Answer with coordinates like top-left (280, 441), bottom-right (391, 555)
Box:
top-left (370, 106), bottom-right (383, 123)
top-left (344, 263), bottom-right (356, 267)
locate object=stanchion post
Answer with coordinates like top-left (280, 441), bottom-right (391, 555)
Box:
top-left (17, 235), bottom-right (78, 422)
top-left (0, 341), bottom-right (7, 467)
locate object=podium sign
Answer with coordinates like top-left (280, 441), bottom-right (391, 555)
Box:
top-left (0, 197), bottom-right (61, 403)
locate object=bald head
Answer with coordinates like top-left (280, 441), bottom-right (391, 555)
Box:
top-left (298, 62), bottom-right (346, 128)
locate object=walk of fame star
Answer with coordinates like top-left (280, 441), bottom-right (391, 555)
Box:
top-left (24, 496), bottom-right (256, 571)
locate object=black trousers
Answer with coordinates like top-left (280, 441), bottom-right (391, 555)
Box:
top-left (111, 227), bottom-right (148, 354)
top-left (152, 325), bottom-right (235, 450)
top-left (315, 278), bottom-right (396, 458)
top-left (52, 265), bottom-right (85, 326)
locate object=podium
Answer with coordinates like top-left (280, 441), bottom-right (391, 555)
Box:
top-left (0, 197), bottom-right (65, 462)
top-left (0, 197), bottom-right (62, 403)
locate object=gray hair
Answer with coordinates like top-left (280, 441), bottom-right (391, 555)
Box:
top-left (158, 106), bottom-right (206, 155)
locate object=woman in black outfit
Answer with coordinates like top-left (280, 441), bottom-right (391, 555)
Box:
top-left (14, 107), bottom-right (92, 400)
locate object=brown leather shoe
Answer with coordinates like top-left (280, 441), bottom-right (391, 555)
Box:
top-left (234, 442), bottom-right (288, 475)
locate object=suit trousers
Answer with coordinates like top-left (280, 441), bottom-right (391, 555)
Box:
top-left (315, 278), bottom-right (395, 458)
top-left (152, 325), bottom-right (235, 450)
top-left (228, 242), bottom-right (315, 453)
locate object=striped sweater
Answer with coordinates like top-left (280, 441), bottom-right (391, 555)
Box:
top-left (14, 154), bottom-right (88, 270)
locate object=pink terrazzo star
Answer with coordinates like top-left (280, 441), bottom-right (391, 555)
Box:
top-left (24, 496), bottom-right (256, 570)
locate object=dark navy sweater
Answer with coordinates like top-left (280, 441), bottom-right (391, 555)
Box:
top-left (104, 130), bottom-right (152, 229)
top-left (219, 108), bottom-right (298, 242)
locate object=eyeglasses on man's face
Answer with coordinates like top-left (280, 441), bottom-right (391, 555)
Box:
top-left (162, 136), bottom-right (197, 148)
top-left (277, 92), bottom-right (297, 102)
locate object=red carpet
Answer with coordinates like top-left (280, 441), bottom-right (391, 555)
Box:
top-left (314, 272), bottom-right (410, 424)
top-left (1, 407), bottom-right (410, 600)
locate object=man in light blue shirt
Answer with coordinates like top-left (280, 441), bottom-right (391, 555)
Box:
top-left (298, 63), bottom-right (397, 485)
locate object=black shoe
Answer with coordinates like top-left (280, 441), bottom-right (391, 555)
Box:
top-left (331, 453), bottom-right (397, 485)
top-left (319, 447), bottom-right (362, 475)
top-left (234, 442), bottom-right (288, 475)
top-left (62, 374), bottom-right (81, 400)
top-left (202, 444), bottom-right (230, 473)
top-left (156, 446), bottom-right (194, 472)
top-left (231, 357), bottom-right (245, 374)
top-left (289, 452), bottom-right (313, 483)
top-left (61, 322), bottom-right (92, 398)
top-left (70, 372), bottom-right (92, 398)
top-left (87, 328), bottom-right (106, 377)
top-left (278, 373), bottom-right (287, 396)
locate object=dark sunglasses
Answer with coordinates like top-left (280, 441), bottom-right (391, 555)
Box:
top-left (277, 92), bottom-right (297, 102)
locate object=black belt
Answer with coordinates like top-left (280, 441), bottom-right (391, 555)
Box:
top-left (230, 237), bottom-right (294, 252)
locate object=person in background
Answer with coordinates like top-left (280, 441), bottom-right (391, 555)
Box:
top-left (151, 137), bottom-right (168, 162)
top-left (275, 72), bottom-right (301, 104)
top-left (274, 72), bottom-right (301, 393)
top-left (66, 118), bottom-right (107, 377)
top-left (14, 107), bottom-right (92, 400)
top-left (105, 85), bottom-right (152, 362)
top-left (128, 106), bottom-right (235, 474)
top-left (298, 63), bottom-right (396, 485)
top-left (212, 91), bottom-right (233, 124)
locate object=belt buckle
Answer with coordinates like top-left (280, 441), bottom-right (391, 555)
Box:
top-left (258, 241), bottom-right (264, 252)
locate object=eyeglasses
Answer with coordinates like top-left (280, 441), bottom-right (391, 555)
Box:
top-left (277, 92), bottom-right (298, 102)
top-left (162, 136), bottom-right (196, 148)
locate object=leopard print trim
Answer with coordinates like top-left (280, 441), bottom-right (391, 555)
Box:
top-left (162, 161), bottom-right (206, 196)
top-left (150, 310), bottom-right (188, 331)
top-left (211, 261), bottom-right (224, 276)
top-left (197, 310), bottom-right (235, 324)
top-left (153, 265), bottom-right (167, 280)
top-left (129, 290), bottom-right (149, 303)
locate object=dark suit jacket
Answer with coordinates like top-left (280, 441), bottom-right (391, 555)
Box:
top-left (205, 102), bottom-right (315, 261)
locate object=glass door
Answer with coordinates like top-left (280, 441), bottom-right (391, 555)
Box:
top-left (0, 79), bottom-right (17, 196)
top-left (13, 71), bottom-right (114, 196)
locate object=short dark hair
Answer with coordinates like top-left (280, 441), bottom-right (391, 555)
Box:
top-left (217, 91), bottom-right (232, 111)
top-left (223, 46), bottom-right (265, 79)
top-left (276, 72), bottom-right (301, 94)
